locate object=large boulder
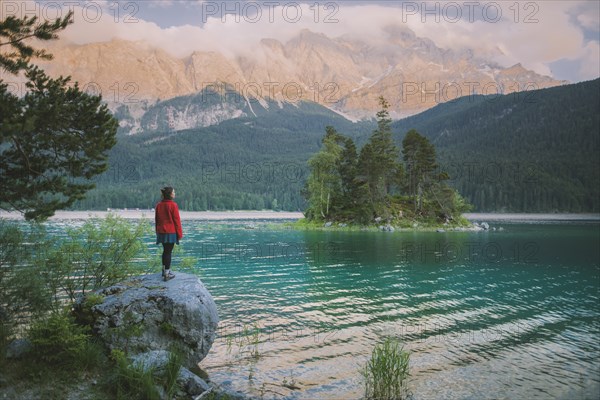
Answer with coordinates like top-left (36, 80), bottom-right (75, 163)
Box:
top-left (74, 273), bottom-right (219, 369)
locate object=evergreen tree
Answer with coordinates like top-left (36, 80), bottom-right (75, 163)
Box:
top-left (401, 129), bottom-right (471, 219)
top-left (338, 137), bottom-right (358, 200)
top-left (0, 12), bottom-right (117, 220)
top-left (359, 97), bottom-right (401, 218)
top-left (402, 129), bottom-right (437, 212)
top-left (0, 12), bottom-right (72, 73)
top-left (336, 136), bottom-right (373, 222)
top-left (305, 126), bottom-right (344, 220)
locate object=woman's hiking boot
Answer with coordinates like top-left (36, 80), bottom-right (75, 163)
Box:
top-left (164, 270), bottom-right (175, 281)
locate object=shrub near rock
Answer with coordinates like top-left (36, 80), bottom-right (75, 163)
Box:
top-left (29, 311), bottom-right (89, 364)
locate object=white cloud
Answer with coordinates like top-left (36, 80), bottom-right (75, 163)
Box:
top-left (579, 41), bottom-right (600, 80)
top-left (396, 1), bottom-right (591, 75)
top-left (148, 0), bottom-right (176, 8)
top-left (19, 0), bottom-right (599, 82)
top-left (578, 13), bottom-right (599, 32)
top-left (574, 1), bottom-right (600, 32)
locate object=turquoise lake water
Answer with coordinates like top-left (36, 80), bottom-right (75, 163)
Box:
top-left (43, 218), bottom-right (600, 399)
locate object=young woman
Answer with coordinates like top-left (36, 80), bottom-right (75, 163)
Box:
top-left (155, 186), bottom-right (183, 281)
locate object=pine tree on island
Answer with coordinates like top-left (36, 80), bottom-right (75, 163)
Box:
top-left (304, 97), bottom-right (471, 227)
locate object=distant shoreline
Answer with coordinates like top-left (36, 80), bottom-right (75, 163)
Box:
top-left (0, 210), bottom-right (304, 220)
top-left (1, 210), bottom-right (599, 222)
top-left (464, 213), bottom-right (600, 221)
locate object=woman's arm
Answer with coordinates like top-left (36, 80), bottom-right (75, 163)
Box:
top-left (172, 202), bottom-right (183, 240)
top-left (155, 204), bottom-right (159, 233)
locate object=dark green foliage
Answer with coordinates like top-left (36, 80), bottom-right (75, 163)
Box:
top-left (46, 215), bottom-right (149, 303)
top-left (1, 332), bottom-right (109, 399)
top-left (0, 214), bottom-right (170, 400)
top-left (360, 97), bottom-right (401, 210)
top-left (0, 12), bottom-right (118, 221)
top-left (159, 321), bottom-right (177, 337)
top-left (0, 12), bottom-right (72, 74)
top-left (0, 224), bottom-right (23, 322)
top-left (305, 100), bottom-right (468, 224)
top-left (402, 129), bottom-right (440, 213)
top-left (0, 221), bottom-right (54, 336)
top-left (162, 349), bottom-right (184, 398)
top-left (338, 136), bottom-right (373, 222)
top-left (392, 79), bottom-right (600, 212)
top-left (0, 68), bottom-right (118, 220)
top-left (73, 293), bottom-right (106, 328)
top-left (107, 348), bottom-right (185, 400)
top-left (110, 349), bottom-right (161, 400)
top-left (305, 126), bottom-right (344, 220)
top-left (0, 216), bottom-right (188, 399)
top-left (28, 310), bottom-right (90, 365)
top-left (0, 216), bottom-right (152, 341)
top-left (74, 338), bottom-right (107, 372)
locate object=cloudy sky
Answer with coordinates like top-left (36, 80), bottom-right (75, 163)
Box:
top-left (6, 1), bottom-right (599, 82)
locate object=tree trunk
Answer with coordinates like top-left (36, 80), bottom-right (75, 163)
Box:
top-left (320, 179), bottom-right (326, 219)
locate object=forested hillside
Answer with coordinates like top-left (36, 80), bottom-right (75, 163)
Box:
top-left (73, 79), bottom-right (599, 213)
top-left (74, 100), bottom-right (372, 211)
top-left (392, 78), bottom-right (599, 212)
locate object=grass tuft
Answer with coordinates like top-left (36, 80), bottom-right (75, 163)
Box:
top-left (361, 338), bottom-right (410, 400)
top-left (110, 349), bottom-right (161, 400)
top-left (162, 348), bottom-right (183, 398)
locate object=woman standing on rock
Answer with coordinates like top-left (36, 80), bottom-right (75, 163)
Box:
top-left (155, 186), bottom-right (183, 281)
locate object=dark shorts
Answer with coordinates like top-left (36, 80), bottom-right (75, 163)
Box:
top-left (156, 233), bottom-right (179, 245)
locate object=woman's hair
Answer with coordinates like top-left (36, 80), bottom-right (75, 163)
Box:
top-left (161, 186), bottom-right (174, 199)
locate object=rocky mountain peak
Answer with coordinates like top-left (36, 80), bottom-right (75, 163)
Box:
top-left (32, 28), bottom-right (567, 130)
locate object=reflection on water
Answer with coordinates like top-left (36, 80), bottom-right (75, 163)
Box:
top-left (34, 220), bottom-right (600, 399)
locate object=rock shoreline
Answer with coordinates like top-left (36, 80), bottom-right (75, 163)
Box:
top-left (293, 219), bottom-right (500, 232)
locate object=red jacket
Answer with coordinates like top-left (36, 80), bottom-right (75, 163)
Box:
top-left (155, 199), bottom-right (183, 239)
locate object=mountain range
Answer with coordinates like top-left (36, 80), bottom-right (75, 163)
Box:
top-left (18, 25), bottom-right (594, 213)
top-left (33, 26), bottom-right (567, 133)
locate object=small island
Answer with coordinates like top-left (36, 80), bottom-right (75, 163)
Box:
top-left (299, 97), bottom-right (472, 231)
